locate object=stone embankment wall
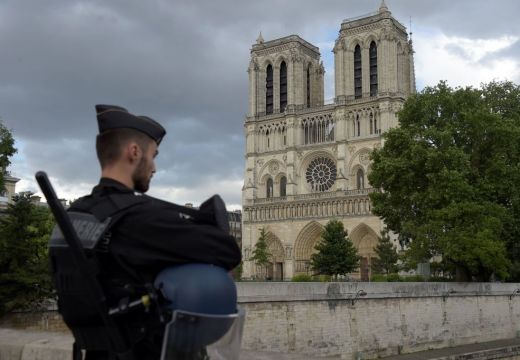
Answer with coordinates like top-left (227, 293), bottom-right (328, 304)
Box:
top-left (237, 282), bottom-right (520, 359)
top-left (2, 282), bottom-right (520, 359)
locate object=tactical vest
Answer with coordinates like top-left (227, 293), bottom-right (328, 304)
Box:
top-left (49, 191), bottom-right (227, 357)
top-left (49, 193), bottom-right (148, 354)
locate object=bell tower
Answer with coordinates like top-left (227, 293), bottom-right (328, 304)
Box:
top-left (247, 34), bottom-right (324, 117)
top-left (334, 0), bottom-right (415, 103)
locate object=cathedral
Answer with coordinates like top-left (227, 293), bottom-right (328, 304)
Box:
top-left (241, 1), bottom-right (415, 280)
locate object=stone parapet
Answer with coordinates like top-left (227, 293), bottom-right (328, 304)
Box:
top-left (236, 282), bottom-right (520, 358)
top-left (237, 282), bottom-right (520, 303)
top-left (243, 193), bottom-right (372, 223)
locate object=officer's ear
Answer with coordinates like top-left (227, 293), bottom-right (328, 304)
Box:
top-left (124, 141), bottom-right (142, 164)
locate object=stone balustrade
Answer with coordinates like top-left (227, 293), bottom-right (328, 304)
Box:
top-left (244, 189), bottom-right (375, 223)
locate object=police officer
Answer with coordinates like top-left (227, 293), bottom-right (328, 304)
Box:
top-left (68, 105), bottom-right (241, 359)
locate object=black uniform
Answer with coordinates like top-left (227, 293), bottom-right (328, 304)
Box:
top-left (68, 178), bottom-right (241, 359)
top-left (70, 178), bottom-right (241, 282)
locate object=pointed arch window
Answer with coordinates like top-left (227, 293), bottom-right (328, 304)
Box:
top-left (356, 114), bottom-right (360, 137)
top-left (266, 178), bottom-right (273, 198)
top-left (303, 115), bottom-right (335, 145)
top-left (307, 66), bottom-right (311, 108)
top-left (370, 41), bottom-right (378, 97)
top-left (280, 176), bottom-right (287, 197)
top-left (356, 168), bottom-right (365, 189)
top-left (369, 112), bottom-right (374, 135)
top-left (354, 45), bottom-right (362, 99)
top-left (266, 64), bottom-right (273, 114)
top-left (280, 61), bottom-right (287, 112)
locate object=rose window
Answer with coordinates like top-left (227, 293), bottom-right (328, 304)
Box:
top-left (305, 157), bottom-right (337, 192)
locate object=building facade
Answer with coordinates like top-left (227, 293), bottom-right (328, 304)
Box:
top-left (228, 210), bottom-right (243, 249)
top-left (241, 1), bottom-right (415, 280)
top-left (0, 172), bottom-right (20, 213)
top-left (184, 203), bottom-right (242, 248)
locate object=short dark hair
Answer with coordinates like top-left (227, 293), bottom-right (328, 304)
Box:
top-left (96, 128), bottom-right (152, 168)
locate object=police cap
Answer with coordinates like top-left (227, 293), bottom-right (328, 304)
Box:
top-left (95, 104), bottom-right (166, 145)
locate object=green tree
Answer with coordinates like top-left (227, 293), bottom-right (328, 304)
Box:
top-left (0, 120), bottom-right (17, 190)
top-left (371, 228), bottom-right (399, 275)
top-left (311, 220), bottom-right (360, 277)
top-left (250, 228), bottom-right (271, 279)
top-left (368, 81), bottom-right (520, 281)
top-left (0, 193), bottom-right (55, 315)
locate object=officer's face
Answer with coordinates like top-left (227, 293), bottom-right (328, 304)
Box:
top-left (133, 141), bottom-right (158, 193)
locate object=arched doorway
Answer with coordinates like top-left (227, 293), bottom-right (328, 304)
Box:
top-left (350, 223), bottom-right (379, 281)
top-left (293, 221), bottom-right (324, 275)
top-left (266, 233), bottom-right (285, 280)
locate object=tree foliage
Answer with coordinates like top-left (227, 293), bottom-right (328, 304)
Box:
top-left (369, 81), bottom-right (520, 281)
top-left (311, 220), bottom-right (360, 277)
top-left (250, 228), bottom-right (271, 267)
top-left (371, 228), bottom-right (399, 275)
top-left (0, 193), bottom-right (55, 315)
top-left (0, 120), bottom-right (17, 191)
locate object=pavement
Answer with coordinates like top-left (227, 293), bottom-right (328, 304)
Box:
top-left (0, 328), bottom-right (337, 360)
top-left (1, 327), bottom-right (520, 360)
top-left (381, 338), bottom-right (520, 360)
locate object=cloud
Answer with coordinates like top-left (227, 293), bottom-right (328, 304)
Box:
top-left (414, 31), bottom-right (520, 88)
top-left (3, 0), bottom-right (520, 209)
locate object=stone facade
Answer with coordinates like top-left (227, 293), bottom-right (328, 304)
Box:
top-left (228, 209), bottom-right (243, 248)
top-left (237, 282), bottom-right (520, 359)
top-left (242, 2), bottom-right (415, 280)
top-left (0, 172), bottom-right (20, 212)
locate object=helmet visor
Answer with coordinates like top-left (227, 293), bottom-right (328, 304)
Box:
top-left (160, 307), bottom-right (245, 360)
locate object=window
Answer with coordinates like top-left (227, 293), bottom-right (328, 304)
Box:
top-left (266, 64), bottom-right (273, 114)
top-left (356, 114), bottom-right (360, 137)
top-left (302, 115), bottom-right (335, 145)
top-left (356, 168), bottom-right (365, 189)
top-left (280, 176), bottom-right (287, 197)
top-left (307, 66), bottom-right (311, 108)
top-left (306, 157), bottom-right (337, 192)
top-left (267, 178), bottom-right (273, 198)
top-left (374, 114), bottom-right (378, 134)
top-left (354, 45), bottom-right (362, 99)
top-left (280, 61), bottom-right (287, 112)
top-left (370, 41), bottom-right (378, 97)
top-left (369, 112), bottom-right (373, 134)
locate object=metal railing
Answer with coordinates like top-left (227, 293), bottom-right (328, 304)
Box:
top-left (343, 11), bottom-right (379, 23)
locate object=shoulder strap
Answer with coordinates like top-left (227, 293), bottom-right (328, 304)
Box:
top-left (71, 193), bottom-right (146, 222)
top-left (72, 192), bottom-right (220, 230)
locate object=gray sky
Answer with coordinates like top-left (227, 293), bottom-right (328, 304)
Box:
top-left (2, 0), bottom-right (519, 209)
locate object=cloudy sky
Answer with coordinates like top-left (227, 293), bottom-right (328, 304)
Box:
top-left (2, 0), bottom-right (519, 209)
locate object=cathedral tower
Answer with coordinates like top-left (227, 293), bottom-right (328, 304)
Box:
top-left (247, 34), bottom-right (325, 117)
top-left (242, 2), bottom-right (414, 281)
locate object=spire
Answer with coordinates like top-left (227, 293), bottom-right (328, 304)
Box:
top-left (256, 31), bottom-right (264, 44)
top-left (379, 0), bottom-right (389, 13)
top-left (409, 16), bottom-right (413, 45)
